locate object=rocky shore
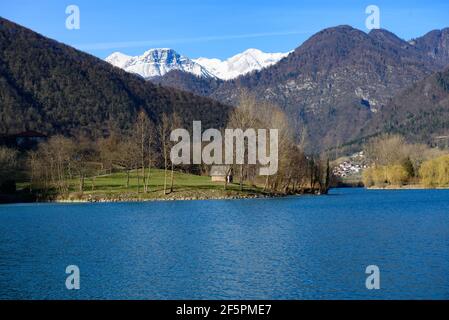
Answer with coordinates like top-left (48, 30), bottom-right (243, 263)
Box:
top-left (2, 187), bottom-right (322, 204)
top-left (53, 189), bottom-right (289, 203)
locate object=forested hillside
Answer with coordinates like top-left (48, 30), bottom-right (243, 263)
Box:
top-left (0, 17), bottom-right (231, 137)
top-left (369, 67), bottom-right (449, 144)
top-left (153, 26), bottom-right (449, 152)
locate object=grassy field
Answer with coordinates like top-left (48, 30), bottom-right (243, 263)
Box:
top-left (51, 168), bottom-right (267, 201)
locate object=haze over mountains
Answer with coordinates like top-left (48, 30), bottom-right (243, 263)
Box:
top-left (106, 48), bottom-right (290, 80)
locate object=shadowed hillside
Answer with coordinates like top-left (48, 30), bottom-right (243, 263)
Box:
top-left (0, 17), bottom-right (231, 137)
top-left (153, 25), bottom-right (449, 152)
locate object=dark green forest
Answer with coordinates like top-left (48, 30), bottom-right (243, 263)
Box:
top-left (0, 17), bottom-right (231, 138)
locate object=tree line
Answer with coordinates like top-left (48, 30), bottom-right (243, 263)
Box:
top-left (1, 93), bottom-right (332, 198)
top-left (223, 91), bottom-right (331, 195)
top-left (26, 110), bottom-right (185, 197)
top-left (362, 134), bottom-right (449, 188)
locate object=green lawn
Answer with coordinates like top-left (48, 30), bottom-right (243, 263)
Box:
top-left (60, 168), bottom-right (265, 201)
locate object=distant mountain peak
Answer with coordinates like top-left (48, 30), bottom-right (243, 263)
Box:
top-left (369, 28), bottom-right (407, 41)
top-left (315, 25), bottom-right (362, 35)
top-left (106, 48), bottom-right (290, 80)
top-left (410, 28), bottom-right (449, 67)
top-left (104, 52), bottom-right (132, 69)
top-left (105, 48), bottom-right (214, 79)
top-left (296, 25), bottom-right (368, 54)
top-left (193, 49), bottom-right (290, 80)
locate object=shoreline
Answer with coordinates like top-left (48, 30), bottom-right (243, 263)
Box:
top-left (3, 187), bottom-right (449, 204)
top-left (54, 192), bottom-right (287, 203)
top-left (1, 189), bottom-right (305, 205)
top-left (368, 185), bottom-right (449, 190)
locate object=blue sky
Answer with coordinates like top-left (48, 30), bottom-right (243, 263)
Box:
top-left (1, 0), bottom-right (448, 59)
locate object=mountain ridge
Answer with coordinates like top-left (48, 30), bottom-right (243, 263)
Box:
top-left (106, 48), bottom-right (290, 80)
top-left (0, 17), bottom-right (231, 136)
top-left (2, 18), bottom-right (449, 154)
top-left (154, 25), bottom-right (449, 152)
top-left (105, 48), bottom-right (215, 79)
top-left (368, 66), bottom-right (449, 145)
top-left (193, 48), bottom-right (290, 80)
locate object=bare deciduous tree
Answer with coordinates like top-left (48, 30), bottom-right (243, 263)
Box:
top-left (158, 113), bottom-right (171, 195)
top-left (72, 135), bottom-right (98, 193)
top-left (169, 113), bottom-right (182, 194)
top-left (225, 91), bottom-right (316, 194)
top-left (134, 110), bottom-right (156, 193)
top-left (115, 138), bottom-right (139, 190)
top-left (227, 91), bottom-right (260, 191)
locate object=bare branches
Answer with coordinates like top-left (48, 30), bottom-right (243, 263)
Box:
top-left (226, 91), bottom-right (327, 194)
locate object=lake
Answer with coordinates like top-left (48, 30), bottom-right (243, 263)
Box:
top-left (0, 188), bottom-right (448, 299)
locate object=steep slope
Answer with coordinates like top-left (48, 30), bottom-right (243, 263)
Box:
top-left (151, 26), bottom-right (449, 152)
top-left (369, 67), bottom-right (449, 144)
top-left (0, 18), bottom-right (231, 136)
top-left (151, 70), bottom-right (223, 97)
top-left (211, 26), bottom-right (442, 150)
top-left (410, 28), bottom-right (449, 68)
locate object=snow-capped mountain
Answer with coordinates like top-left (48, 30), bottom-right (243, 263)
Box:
top-left (105, 52), bottom-right (132, 69)
top-left (105, 48), bottom-right (290, 80)
top-left (194, 49), bottom-right (290, 80)
top-left (105, 48), bottom-right (214, 79)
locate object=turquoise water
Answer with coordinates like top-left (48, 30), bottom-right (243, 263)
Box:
top-left (0, 188), bottom-right (448, 299)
